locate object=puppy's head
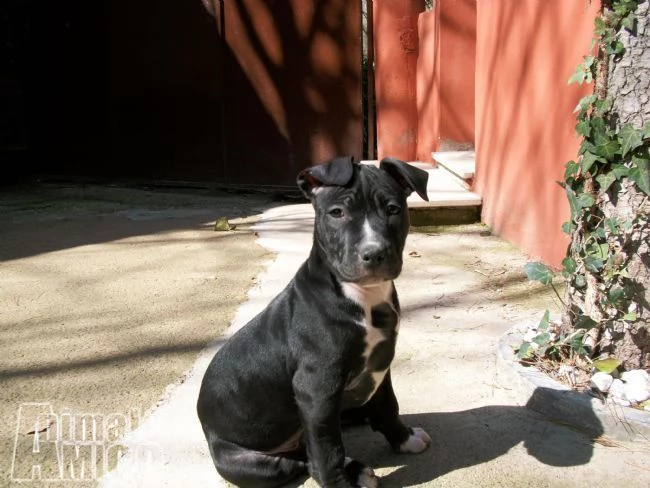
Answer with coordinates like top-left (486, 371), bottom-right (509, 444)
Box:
top-left (298, 157), bottom-right (428, 284)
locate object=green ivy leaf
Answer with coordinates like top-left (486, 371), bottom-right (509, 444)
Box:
top-left (584, 256), bottom-right (604, 272)
top-left (562, 257), bottom-right (577, 276)
top-left (517, 342), bottom-right (534, 359)
top-left (591, 117), bottom-right (609, 145)
top-left (568, 56), bottom-right (596, 84)
top-left (593, 227), bottom-right (606, 240)
top-left (574, 274), bottom-right (587, 288)
top-left (580, 152), bottom-right (601, 173)
top-left (568, 67), bottom-right (590, 85)
top-left (538, 310), bottom-right (551, 331)
top-left (571, 340), bottom-right (589, 357)
top-left (574, 313), bottom-right (597, 330)
top-left (607, 286), bottom-right (626, 304)
top-left (533, 332), bottom-right (551, 347)
top-left (599, 243), bottom-right (610, 259)
top-left (643, 125), bottom-right (650, 140)
top-left (577, 193), bottom-right (595, 208)
top-left (562, 221), bottom-right (575, 234)
top-left (629, 158), bottom-right (650, 195)
top-left (606, 40), bottom-right (626, 55)
top-left (576, 120), bottom-right (591, 137)
top-left (594, 16), bottom-right (609, 37)
top-left (621, 312), bottom-right (637, 321)
top-left (612, 165), bottom-right (629, 180)
top-left (593, 98), bottom-right (613, 115)
top-left (580, 139), bottom-right (597, 155)
top-left (566, 186), bottom-right (580, 220)
top-left (524, 262), bottom-right (554, 285)
top-left (586, 242), bottom-right (609, 259)
top-left (604, 218), bottom-right (616, 233)
top-left (574, 95), bottom-right (597, 114)
top-left (596, 172), bottom-right (617, 192)
top-left (564, 160), bottom-right (580, 180)
top-left (621, 13), bottom-right (636, 31)
top-left (619, 124), bottom-right (643, 157)
top-left (594, 140), bottom-right (621, 159)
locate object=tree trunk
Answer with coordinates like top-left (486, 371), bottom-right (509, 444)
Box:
top-left (605, 1), bottom-right (650, 369)
top-left (566, 1), bottom-right (650, 370)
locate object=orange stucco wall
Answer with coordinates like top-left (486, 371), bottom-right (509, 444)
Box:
top-left (374, 0), bottom-right (426, 161)
top-left (474, 0), bottom-right (599, 266)
top-left (438, 0), bottom-right (476, 148)
top-left (416, 10), bottom-right (439, 162)
top-left (416, 1), bottom-right (476, 162)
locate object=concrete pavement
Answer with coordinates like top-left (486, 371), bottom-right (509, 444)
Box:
top-left (100, 203), bottom-right (650, 488)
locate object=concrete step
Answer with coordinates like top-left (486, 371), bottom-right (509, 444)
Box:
top-left (432, 151), bottom-right (476, 189)
top-left (360, 160), bottom-right (482, 225)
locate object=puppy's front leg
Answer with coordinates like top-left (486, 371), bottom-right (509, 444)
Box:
top-left (293, 370), bottom-right (376, 488)
top-left (364, 370), bottom-right (431, 453)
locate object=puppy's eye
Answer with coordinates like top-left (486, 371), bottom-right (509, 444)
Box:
top-left (328, 208), bottom-right (344, 218)
top-left (387, 204), bottom-right (401, 215)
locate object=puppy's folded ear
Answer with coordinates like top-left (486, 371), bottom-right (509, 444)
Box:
top-left (380, 157), bottom-right (429, 201)
top-left (297, 156), bottom-right (355, 198)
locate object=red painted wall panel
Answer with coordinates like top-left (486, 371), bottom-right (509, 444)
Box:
top-left (474, 0), bottom-right (598, 266)
top-left (416, 10), bottom-right (440, 162)
top-left (439, 0), bottom-right (476, 148)
top-left (374, 0), bottom-right (426, 161)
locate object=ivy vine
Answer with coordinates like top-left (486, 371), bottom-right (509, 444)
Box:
top-left (519, 0), bottom-right (650, 363)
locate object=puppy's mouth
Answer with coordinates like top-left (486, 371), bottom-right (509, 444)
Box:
top-left (336, 264), bottom-right (401, 284)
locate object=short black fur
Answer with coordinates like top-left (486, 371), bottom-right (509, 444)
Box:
top-left (197, 157), bottom-right (430, 488)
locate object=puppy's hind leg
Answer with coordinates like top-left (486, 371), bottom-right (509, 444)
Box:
top-left (205, 433), bottom-right (309, 488)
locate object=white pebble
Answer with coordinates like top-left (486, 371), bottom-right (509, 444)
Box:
top-left (621, 369), bottom-right (649, 384)
top-left (591, 372), bottom-right (614, 393)
top-left (608, 379), bottom-right (627, 403)
top-left (621, 369), bottom-right (650, 403)
top-left (523, 329), bottom-right (538, 342)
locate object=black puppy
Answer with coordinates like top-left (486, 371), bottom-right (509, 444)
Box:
top-left (197, 157), bottom-right (431, 488)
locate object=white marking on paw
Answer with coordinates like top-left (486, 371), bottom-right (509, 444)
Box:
top-left (399, 427), bottom-right (431, 454)
top-left (357, 466), bottom-right (378, 488)
top-left (344, 458), bottom-right (378, 488)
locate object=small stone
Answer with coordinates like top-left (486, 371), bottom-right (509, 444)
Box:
top-left (607, 379), bottom-right (630, 406)
top-left (622, 369), bottom-right (650, 403)
top-left (621, 369), bottom-right (649, 383)
top-left (559, 365), bottom-right (575, 375)
top-left (590, 372), bottom-right (614, 393)
top-left (523, 328), bottom-right (538, 342)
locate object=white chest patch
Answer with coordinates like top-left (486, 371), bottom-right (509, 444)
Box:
top-left (341, 281), bottom-right (399, 400)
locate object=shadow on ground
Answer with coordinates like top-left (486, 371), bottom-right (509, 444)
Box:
top-left (338, 388), bottom-right (602, 487)
top-left (0, 184), bottom-right (277, 261)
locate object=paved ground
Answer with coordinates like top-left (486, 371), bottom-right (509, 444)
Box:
top-left (0, 185), bottom-right (273, 487)
top-left (2, 185), bottom-right (649, 487)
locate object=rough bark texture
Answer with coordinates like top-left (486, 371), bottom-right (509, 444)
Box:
top-left (605, 1), bottom-right (650, 369)
top-left (600, 180), bottom-right (650, 369)
top-left (609, 1), bottom-right (650, 129)
top-left (565, 2), bottom-right (650, 370)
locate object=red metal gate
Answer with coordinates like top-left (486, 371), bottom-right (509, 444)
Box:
top-left (209, 0), bottom-right (363, 186)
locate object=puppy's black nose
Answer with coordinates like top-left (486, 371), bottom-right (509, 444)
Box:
top-left (361, 245), bottom-right (387, 267)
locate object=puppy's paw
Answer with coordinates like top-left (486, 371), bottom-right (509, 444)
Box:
top-left (398, 427), bottom-right (431, 454)
top-left (344, 457), bottom-right (379, 488)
